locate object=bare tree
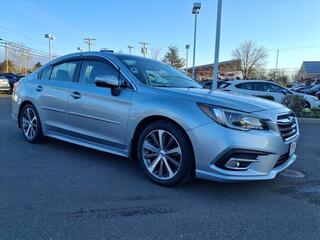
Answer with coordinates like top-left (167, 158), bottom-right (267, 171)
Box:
top-left (232, 41), bottom-right (268, 79)
top-left (150, 48), bottom-right (161, 60)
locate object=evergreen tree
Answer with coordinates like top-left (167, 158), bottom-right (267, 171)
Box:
top-left (162, 45), bottom-right (185, 69)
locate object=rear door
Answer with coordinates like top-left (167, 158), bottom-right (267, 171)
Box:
top-left (37, 60), bottom-right (80, 135)
top-left (260, 82), bottom-right (288, 103)
top-left (68, 58), bottom-right (133, 152)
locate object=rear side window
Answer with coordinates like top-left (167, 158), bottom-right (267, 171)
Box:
top-left (235, 82), bottom-right (261, 91)
top-left (236, 82), bottom-right (252, 90)
top-left (40, 66), bottom-right (53, 80)
top-left (50, 62), bottom-right (77, 82)
top-left (79, 60), bottom-right (118, 84)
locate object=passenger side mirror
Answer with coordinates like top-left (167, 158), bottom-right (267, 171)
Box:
top-left (95, 75), bottom-right (121, 96)
top-left (281, 90), bottom-right (287, 95)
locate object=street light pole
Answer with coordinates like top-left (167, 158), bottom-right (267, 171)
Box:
top-left (45, 34), bottom-right (55, 60)
top-left (212, 0), bottom-right (222, 90)
top-left (185, 44), bottom-right (190, 70)
top-left (192, 3), bottom-right (201, 79)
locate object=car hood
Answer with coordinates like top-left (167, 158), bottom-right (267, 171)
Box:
top-left (154, 87), bottom-right (287, 113)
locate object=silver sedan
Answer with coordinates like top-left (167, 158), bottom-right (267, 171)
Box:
top-left (12, 51), bottom-right (299, 186)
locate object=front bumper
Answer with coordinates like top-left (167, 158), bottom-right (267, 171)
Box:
top-left (187, 113), bottom-right (299, 182)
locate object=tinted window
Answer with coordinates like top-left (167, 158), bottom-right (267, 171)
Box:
top-left (262, 83), bottom-right (286, 93)
top-left (40, 66), bottom-right (52, 80)
top-left (117, 55), bottom-right (200, 88)
top-left (236, 82), bottom-right (269, 91)
top-left (50, 62), bottom-right (77, 82)
top-left (236, 82), bottom-right (254, 90)
top-left (80, 60), bottom-right (118, 84)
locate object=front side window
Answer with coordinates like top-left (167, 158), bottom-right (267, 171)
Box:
top-left (79, 60), bottom-right (118, 85)
top-left (50, 62), bottom-right (77, 82)
top-left (117, 55), bottom-right (200, 88)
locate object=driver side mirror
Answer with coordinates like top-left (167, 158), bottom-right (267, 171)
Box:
top-left (95, 74), bottom-right (121, 96)
top-left (281, 89), bottom-right (288, 95)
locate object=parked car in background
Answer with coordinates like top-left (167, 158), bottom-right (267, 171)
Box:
top-left (220, 80), bottom-right (320, 108)
top-left (201, 80), bottom-right (228, 89)
top-left (0, 73), bottom-right (21, 92)
top-left (290, 84), bottom-right (314, 93)
top-left (11, 51), bottom-right (299, 186)
top-left (303, 84), bottom-right (320, 96)
top-left (0, 76), bottom-right (11, 93)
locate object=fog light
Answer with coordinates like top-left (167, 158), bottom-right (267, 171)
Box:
top-left (225, 158), bottom-right (258, 170)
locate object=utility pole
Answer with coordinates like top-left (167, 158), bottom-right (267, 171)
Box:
top-left (274, 49), bottom-right (279, 81)
top-left (139, 42), bottom-right (149, 57)
top-left (212, 0), bottom-right (222, 90)
top-left (128, 45), bottom-right (134, 55)
top-left (84, 37), bottom-right (96, 51)
top-left (4, 41), bottom-right (9, 72)
top-left (23, 54), bottom-right (27, 75)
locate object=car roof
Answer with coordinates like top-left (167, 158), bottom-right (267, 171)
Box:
top-left (225, 80), bottom-right (276, 85)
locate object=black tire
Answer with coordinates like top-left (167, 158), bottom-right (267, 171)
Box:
top-left (304, 101), bottom-right (311, 109)
top-left (19, 104), bottom-right (44, 143)
top-left (137, 120), bottom-right (194, 186)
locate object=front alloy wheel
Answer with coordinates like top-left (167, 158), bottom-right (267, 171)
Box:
top-left (143, 130), bottom-right (182, 180)
top-left (137, 120), bottom-right (194, 186)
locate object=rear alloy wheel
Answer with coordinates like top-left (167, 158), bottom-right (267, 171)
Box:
top-left (20, 104), bottom-right (44, 143)
top-left (137, 121), bottom-right (194, 186)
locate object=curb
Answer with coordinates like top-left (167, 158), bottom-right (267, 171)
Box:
top-left (297, 118), bottom-right (320, 124)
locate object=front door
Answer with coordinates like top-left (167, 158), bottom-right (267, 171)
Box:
top-left (68, 59), bottom-right (133, 152)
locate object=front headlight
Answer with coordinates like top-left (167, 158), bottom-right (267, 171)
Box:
top-left (198, 103), bottom-right (269, 131)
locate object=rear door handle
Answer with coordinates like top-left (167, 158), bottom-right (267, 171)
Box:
top-left (35, 85), bottom-right (43, 92)
top-left (71, 91), bottom-right (81, 99)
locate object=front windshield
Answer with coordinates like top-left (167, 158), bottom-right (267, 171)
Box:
top-left (117, 55), bottom-right (201, 88)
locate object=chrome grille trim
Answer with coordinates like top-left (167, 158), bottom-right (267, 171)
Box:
top-left (277, 113), bottom-right (298, 141)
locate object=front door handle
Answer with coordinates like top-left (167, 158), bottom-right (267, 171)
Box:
top-left (35, 85), bottom-right (43, 92)
top-left (71, 91), bottom-right (81, 99)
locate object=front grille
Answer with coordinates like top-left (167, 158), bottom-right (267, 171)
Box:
top-left (277, 113), bottom-right (297, 141)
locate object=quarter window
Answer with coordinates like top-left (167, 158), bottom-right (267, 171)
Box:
top-left (40, 66), bottom-right (52, 80)
top-left (50, 62), bottom-right (77, 82)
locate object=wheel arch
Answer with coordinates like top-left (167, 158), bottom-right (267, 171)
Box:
top-left (130, 115), bottom-right (195, 166)
top-left (18, 100), bottom-right (36, 128)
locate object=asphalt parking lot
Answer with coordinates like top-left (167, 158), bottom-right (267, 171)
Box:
top-left (0, 95), bottom-right (319, 240)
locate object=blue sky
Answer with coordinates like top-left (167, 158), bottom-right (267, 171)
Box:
top-left (1, 0), bottom-right (319, 71)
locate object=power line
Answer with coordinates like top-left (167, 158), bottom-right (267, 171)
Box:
top-left (0, 25), bottom-right (47, 47)
top-left (0, 38), bottom-right (58, 57)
